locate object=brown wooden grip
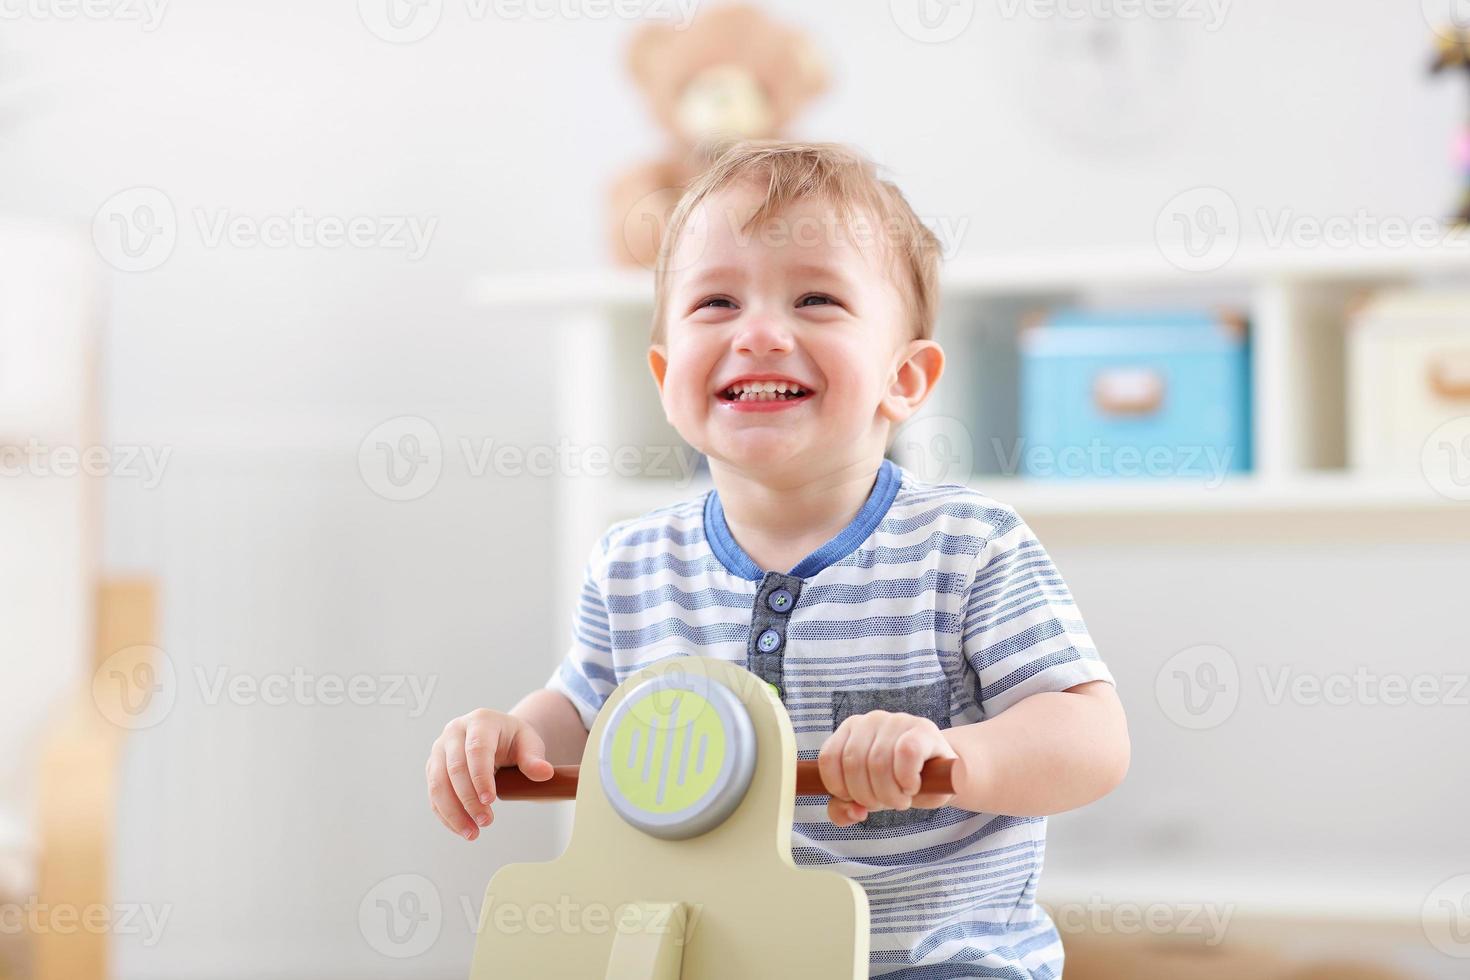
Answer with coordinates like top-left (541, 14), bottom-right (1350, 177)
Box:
top-left (493, 758), bottom-right (956, 801)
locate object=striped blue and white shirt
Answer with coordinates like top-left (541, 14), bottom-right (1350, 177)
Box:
top-left (547, 458), bottom-right (1114, 979)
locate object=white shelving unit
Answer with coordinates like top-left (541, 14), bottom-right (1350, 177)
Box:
top-left (473, 247), bottom-right (1470, 932)
top-left (473, 242), bottom-right (1470, 585)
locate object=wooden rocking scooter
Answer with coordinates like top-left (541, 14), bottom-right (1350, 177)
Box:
top-left (468, 656), bottom-right (956, 980)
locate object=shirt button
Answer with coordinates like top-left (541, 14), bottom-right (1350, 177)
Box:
top-left (766, 588), bottom-right (794, 613)
top-left (756, 628), bottom-right (783, 654)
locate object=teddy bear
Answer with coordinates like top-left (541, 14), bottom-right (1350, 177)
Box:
top-left (607, 4), bottom-right (829, 269)
top-left (1430, 26), bottom-right (1470, 224)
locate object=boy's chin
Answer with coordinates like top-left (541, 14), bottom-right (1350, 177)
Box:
top-left (708, 445), bottom-right (807, 473)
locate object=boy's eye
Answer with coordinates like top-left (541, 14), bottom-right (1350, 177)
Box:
top-left (696, 296), bottom-right (737, 310)
top-left (797, 294), bottom-right (836, 307)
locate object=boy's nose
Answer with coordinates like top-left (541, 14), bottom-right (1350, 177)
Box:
top-left (733, 313), bottom-right (794, 354)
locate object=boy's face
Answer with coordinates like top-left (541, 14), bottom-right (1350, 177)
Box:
top-left (648, 182), bottom-right (942, 483)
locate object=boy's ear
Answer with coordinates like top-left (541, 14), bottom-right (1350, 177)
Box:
top-left (879, 340), bottom-right (944, 425)
top-left (648, 343), bottom-right (669, 396)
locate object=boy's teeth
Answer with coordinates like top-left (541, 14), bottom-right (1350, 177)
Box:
top-left (724, 380), bottom-right (808, 399)
top-left (734, 388), bottom-right (805, 402)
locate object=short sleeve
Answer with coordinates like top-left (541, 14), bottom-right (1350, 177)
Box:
top-left (962, 513), bottom-right (1114, 718)
top-left (544, 527), bottom-right (622, 732)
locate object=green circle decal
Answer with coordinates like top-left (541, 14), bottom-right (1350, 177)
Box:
top-left (608, 689), bottom-right (726, 815)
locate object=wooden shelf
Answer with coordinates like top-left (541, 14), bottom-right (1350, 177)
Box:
top-left (977, 474), bottom-right (1459, 516)
top-left (599, 473), bottom-right (1461, 523)
top-left (1039, 862), bottom-right (1447, 928)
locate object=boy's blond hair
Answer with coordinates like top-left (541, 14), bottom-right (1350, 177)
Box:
top-left (651, 140), bottom-right (941, 345)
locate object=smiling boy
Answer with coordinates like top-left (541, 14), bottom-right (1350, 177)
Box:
top-left (427, 140), bottom-right (1129, 977)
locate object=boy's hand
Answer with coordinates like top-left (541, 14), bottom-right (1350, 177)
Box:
top-left (817, 710), bottom-right (959, 827)
top-left (426, 708), bottom-right (554, 840)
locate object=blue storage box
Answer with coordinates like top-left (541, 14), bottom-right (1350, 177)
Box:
top-left (1018, 310), bottom-right (1251, 480)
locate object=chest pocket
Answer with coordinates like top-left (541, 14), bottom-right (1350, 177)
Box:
top-left (830, 676), bottom-right (952, 830)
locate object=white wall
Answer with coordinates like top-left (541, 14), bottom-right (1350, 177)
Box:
top-left (0, 1), bottom-right (1462, 976)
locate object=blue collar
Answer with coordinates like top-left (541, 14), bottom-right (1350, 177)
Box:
top-left (703, 459), bottom-right (902, 581)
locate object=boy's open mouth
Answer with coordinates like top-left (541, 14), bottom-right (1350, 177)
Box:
top-left (717, 378), bottom-right (814, 404)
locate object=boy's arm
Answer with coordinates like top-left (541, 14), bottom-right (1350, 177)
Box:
top-left (944, 680), bottom-right (1129, 817)
top-left (509, 688), bottom-right (591, 766)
